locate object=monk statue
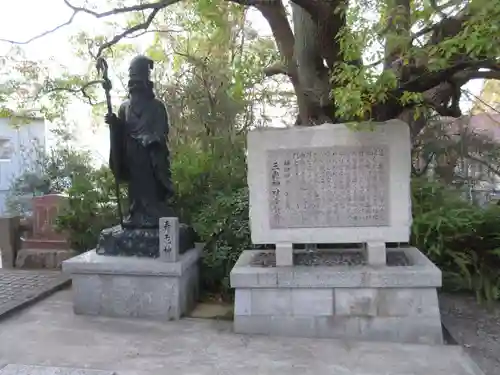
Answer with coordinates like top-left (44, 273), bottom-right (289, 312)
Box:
top-left (96, 55), bottom-right (197, 257)
top-left (104, 55), bottom-right (174, 228)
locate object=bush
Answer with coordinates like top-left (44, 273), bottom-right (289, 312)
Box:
top-left (411, 178), bottom-right (500, 302)
top-left (193, 176), bottom-right (500, 302)
top-left (56, 167), bottom-right (123, 252)
top-left (171, 136), bottom-right (247, 223)
top-left (170, 136), bottom-right (249, 300)
top-left (6, 145), bottom-right (93, 216)
top-left (194, 187), bottom-right (250, 300)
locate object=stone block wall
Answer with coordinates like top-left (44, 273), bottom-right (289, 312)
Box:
top-left (231, 248), bottom-right (444, 345)
top-left (234, 287), bottom-right (442, 344)
top-left (64, 247), bottom-right (201, 321)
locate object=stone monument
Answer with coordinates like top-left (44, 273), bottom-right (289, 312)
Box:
top-left (230, 120), bottom-right (443, 344)
top-left (63, 55), bottom-right (201, 321)
top-left (15, 194), bottom-right (76, 269)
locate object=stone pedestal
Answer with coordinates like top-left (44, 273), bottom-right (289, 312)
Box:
top-left (234, 122), bottom-right (444, 344)
top-left (231, 247), bottom-right (443, 345)
top-left (63, 245), bottom-right (202, 320)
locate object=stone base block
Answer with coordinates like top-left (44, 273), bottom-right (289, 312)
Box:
top-left (230, 247), bottom-right (443, 345)
top-left (96, 224), bottom-right (198, 257)
top-left (62, 247), bottom-right (200, 320)
top-left (15, 248), bottom-right (77, 269)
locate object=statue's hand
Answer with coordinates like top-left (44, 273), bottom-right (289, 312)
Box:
top-left (104, 113), bottom-right (119, 126)
top-left (140, 134), bottom-right (162, 148)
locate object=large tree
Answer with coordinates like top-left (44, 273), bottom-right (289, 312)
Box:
top-left (2, 0), bottom-right (500, 134)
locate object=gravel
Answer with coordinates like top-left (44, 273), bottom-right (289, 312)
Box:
top-left (386, 251), bottom-right (410, 266)
top-left (440, 293), bottom-right (500, 375)
top-left (250, 250), bottom-right (410, 267)
top-left (295, 252), bottom-right (365, 266)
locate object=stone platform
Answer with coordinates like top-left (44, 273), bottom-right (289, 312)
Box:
top-left (231, 247), bottom-right (443, 344)
top-left (62, 246), bottom-right (201, 320)
top-left (0, 290), bottom-right (485, 375)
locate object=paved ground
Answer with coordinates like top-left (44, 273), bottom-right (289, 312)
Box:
top-left (440, 293), bottom-right (500, 375)
top-left (0, 290), bottom-right (485, 375)
top-left (0, 269), bottom-right (70, 319)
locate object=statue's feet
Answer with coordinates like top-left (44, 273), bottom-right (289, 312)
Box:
top-left (121, 215), bottom-right (133, 228)
top-left (121, 213), bottom-right (157, 229)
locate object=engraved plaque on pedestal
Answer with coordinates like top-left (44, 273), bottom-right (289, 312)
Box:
top-left (267, 145), bottom-right (390, 229)
top-left (159, 217), bottom-right (179, 262)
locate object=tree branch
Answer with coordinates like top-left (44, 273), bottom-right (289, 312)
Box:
top-left (63, 0), bottom-right (177, 18)
top-left (0, 0), bottom-right (180, 48)
top-left (254, 1), bottom-right (312, 124)
top-left (412, 151), bottom-right (435, 177)
top-left (95, 8), bottom-right (164, 58)
top-left (0, 11), bottom-right (79, 44)
top-left (41, 79), bottom-right (102, 105)
top-left (263, 62), bottom-right (289, 76)
top-left (414, 5), bottom-right (467, 37)
top-left (467, 154), bottom-right (500, 178)
top-left (400, 59), bottom-right (497, 93)
top-left (458, 70), bottom-right (500, 81)
top-left (124, 28), bottom-right (183, 40)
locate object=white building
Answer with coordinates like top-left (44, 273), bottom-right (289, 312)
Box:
top-left (0, 115), bottom-right (46, 215)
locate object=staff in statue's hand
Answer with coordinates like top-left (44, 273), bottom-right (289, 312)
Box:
top-left (96, 57), bottom-right (124, 228)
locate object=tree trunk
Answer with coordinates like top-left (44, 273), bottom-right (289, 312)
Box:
top-left (258, 0), bottom-right (471, 127)
top-left (291, 3), bottom-right (334, 125)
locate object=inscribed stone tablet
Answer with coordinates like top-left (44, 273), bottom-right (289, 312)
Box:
top-left (267, 145), bottom-right (390, 228)
top-left (159, 217), bottom-right (179, 262)
top-left (0, 364), bottom-right (115, 375)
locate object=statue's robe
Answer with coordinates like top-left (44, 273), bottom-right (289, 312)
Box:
top-left (109, 96), bottom-right (174, 228)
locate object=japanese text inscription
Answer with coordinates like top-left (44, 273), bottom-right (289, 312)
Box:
top-left (267, 145), bottom-right (390, 228)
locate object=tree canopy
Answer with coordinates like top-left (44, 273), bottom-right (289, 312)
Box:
top-left (0, 0), bottom-right (499, 134)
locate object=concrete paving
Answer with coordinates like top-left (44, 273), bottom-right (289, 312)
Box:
top-left (0, 289), bottom-right (485, 375)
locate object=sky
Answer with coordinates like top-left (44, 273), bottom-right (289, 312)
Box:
top-left (0, 0), bottom-right (485, 164)
top-left (0, 1), bottom-right (109, 163)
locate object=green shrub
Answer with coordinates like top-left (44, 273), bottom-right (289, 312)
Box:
top-left (194, 187), bottom-right (250, 300)
top-left (170, 136), bottom-right (249, 300)
top-left (6, 145), bottom-right (93, 216)
top-left (171, 136), bottom-right (247, 223)
top-left (411, 178), bottom-right (500, 302)
top-left (56, 167), bottom-right (124, 252)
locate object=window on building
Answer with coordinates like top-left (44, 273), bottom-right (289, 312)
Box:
top-left (0, 138), bottom-right (13, 161)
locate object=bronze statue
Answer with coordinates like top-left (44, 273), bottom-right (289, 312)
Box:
top-left (104, 55), bottom-right (174, 228)
top-left (96, 55), bottom-right (197, 257)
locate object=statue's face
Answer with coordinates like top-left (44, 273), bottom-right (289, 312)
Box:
top-left (128, 79), bottom-right (148, 93)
